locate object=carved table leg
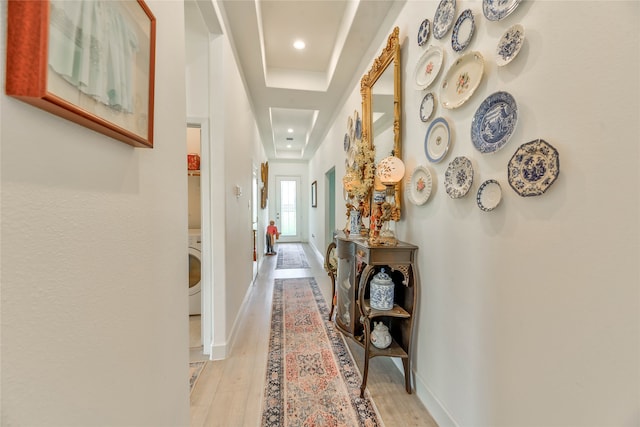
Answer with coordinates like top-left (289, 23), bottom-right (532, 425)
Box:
top-left (360, 318), bottom-right (372, 398)
top-left (402, 357), bottom-right (412, 394)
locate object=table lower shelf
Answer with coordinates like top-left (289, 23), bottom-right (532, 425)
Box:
top-left (354, 333), bottom-right (409, 359)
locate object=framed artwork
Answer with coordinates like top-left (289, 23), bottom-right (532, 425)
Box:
top-left (5, 0), bottom-right (156, 148)
top-left (311, 180), bottom-right (317, 208)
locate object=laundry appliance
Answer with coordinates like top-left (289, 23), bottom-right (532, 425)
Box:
top-left (188, 229), bottom-right (202, 315)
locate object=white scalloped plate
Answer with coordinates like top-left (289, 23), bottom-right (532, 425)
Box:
top-left (406, 165), bottom-right (433, 205)
top-left (440, 51), bottom-right (484, 109)
top-left (414, 45), bottom-right (444, 90)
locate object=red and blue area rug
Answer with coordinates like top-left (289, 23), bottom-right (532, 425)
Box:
top-left (262, 277), bottom-right (383, 426)
top-left (276, 243), bottom-right (311, 269)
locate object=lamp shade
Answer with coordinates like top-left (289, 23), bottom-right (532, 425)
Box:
top-left (376, 156), bottom-right (405, 185)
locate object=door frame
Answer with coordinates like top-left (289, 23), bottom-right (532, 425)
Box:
top-left (274, 175), bottom-right (302, 243)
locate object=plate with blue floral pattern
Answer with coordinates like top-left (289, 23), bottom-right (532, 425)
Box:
top-left (508, 139), bottom-right (560, 197)
top-left (483, 0), bottom-right (522, 21)
top-left (444, 156), bottom-right (473, 199)
top-left (417, 19), bottom-right (431, 46)
top-left (497, 24), bottom-right (525, 66)
top-left (471, 91), bottom-right (518, 154)
top-left (433, 0), bottom-right (456, 39)
top-left (451, 9), bottom-right (475, 52)
top-left (476, 179), bottom-right (502, 211)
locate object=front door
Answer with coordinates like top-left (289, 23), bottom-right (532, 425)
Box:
top-left (275, 176), bottom-right (301, 242)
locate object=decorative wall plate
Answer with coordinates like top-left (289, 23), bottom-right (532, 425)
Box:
top-left (497, 24), bottom-right (525, 67)
top-left (451, 9), bottom-right (475, 52)
top-left (483, 0), bottom-right (523, 21)
top-left (424, 117), bottom-right (451, 163)
top-left (344, 133), bottom-right (350, 152)
top-left (508, 139), bottom-right (560, 197)
top-left (355, 115), bottom-right (362, 140)
top-left (440, 51), bottom-right (484, 109)
top-left (417, 18), bottom-right (431, 46)
top-left (476, 179), bottom-right (502, 211)
top-left (471, 91), bottom-right (518, 154)
top-left (433, 0), bottom-right (457, 40)
top-left (414, 46), bottom-right (444, 90)
top-left (444, 156), bottom-right (473, 198)
top-left (420, 92), bottom-right (435, 122)
top-left (347, 146), bottom-right (356, 167)
top-left (406, 165), bottom-right (433, 205)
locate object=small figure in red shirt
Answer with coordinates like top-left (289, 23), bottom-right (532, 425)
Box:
top-left (266, 220), bottom-right (280, 255)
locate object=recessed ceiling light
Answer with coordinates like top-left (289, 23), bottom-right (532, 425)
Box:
top-left (287, 144), bottom-right (292, 148)
top-left (287, 128), bottom-right (293, 133)
top-left (293, 40), bottom-right (305, 50)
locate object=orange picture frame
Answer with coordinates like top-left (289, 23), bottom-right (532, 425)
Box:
top-left (5, 0), bottom-right (156, 148)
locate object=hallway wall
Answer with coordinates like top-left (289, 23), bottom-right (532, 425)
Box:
top-left (309, 1), bottom-right (639, 426)
top-left (0, 1), bottom-right (190, 425)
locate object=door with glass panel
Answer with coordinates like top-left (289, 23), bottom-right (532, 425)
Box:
top-left (275, 176), bottom-right (301, 242)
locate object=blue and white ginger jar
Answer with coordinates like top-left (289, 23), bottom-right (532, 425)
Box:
top-left (370, 268), bottom-right (394, 310)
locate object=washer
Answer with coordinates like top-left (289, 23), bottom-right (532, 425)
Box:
top-left (188, 229), bottom-right (202, 315)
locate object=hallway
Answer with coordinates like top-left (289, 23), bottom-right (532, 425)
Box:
top-left (189, 243), bottom-right (437, 426)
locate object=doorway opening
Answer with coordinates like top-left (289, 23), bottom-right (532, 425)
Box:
top-left (325, 167), bottom-right (336, 250)
top-left (275, 176), bottom-right (301, 242)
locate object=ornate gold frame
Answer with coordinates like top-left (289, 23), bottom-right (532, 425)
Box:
top-left (361, 27), bottom-right (402, 221)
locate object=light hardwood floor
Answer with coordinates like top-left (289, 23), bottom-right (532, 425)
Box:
top-left (189, 243), bottom-right (438, 427)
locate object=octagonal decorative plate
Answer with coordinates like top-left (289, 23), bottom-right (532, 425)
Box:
top-left (433, 0), bottom-right (457, 40)
top-left (508, 139), bottom-right (560, 197)
top-left (471, 91), bottom-right (518, 154)
top-left (424, 117), bottom-right (451, 163)
top-left (476, 179), bottom-right (502, 211)
top-left (417, 18), bottom-right (431, 46)
top-left (497, 24), bottom-right (525, 66)
top-left (414, 45), bottom-right (444, 90)
top-left (451, 9), bottom-right (475, 52)
top-left (483, 0), bottom-right (522, 21)
top-left (440, 51), bottom-right (484, 109)
top-left (406, 165), bottom-right (433, 205)
top-left (444, 156), bottom-right (473, 199)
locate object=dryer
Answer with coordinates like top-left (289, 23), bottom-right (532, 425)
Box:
top-left (188, 229), bottom-right (202, 315)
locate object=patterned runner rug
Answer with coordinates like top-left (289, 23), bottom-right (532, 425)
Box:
top-left (262, 277), bottom-right (384, 426)
top-left (276, 243), bottom-right (310, 269)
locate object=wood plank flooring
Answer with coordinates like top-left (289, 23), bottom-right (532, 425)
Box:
top-left (189, 243), bottom-right (438, 427)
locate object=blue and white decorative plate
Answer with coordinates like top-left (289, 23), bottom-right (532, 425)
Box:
top-left (344, 133), bottom-right (350, 152)
top-left (476, 179), bottom-right (502, 211)
top-left (451, 9), bottom-right (475, 52)
top-left (483, 0), bottom-right (522, 21)
top-left (414, 45), bottom-right (444, 90)
top-left (444, 156), bottom-right (473, 199)
top-left (420, 92), bottom-right (435, 122)
top-left (471, 91), bottom-right (518, 154)
top-left (417, 19), bottom-right (431, 46)
top-left (354, 115), bottom-right (362, 140)
top-left (497, 24), bottom-right (525, 66)
top-left (424, 117), bottom-right (451, 163)
top-left (433, 0), bottom-right (456, 40)
top-left (508, 139), bottom-right (560, 197)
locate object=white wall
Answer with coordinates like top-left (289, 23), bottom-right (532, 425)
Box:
top-left (310, 1), bottom-right (639, 426)
top-left (185, 1), bottom-right (268, 358)
top-left (0, 1), bottom-right (190, 425)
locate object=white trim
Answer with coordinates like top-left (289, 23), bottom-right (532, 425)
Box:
top-left (188, 117), bottom-right (212, 357)
top-left (414, 369), bottom-right (459, 427)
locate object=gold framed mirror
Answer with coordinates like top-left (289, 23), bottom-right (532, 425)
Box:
top-left (361, 26), bottom-right (402, 222)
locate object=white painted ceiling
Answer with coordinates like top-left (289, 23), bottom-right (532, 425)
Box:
top-left (208, 0), bottom-right (406, 161)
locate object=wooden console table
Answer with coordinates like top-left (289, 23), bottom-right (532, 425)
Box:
top-left (333, 234), bottom-right (418, 397)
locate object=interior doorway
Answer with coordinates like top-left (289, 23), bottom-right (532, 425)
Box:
top-left (325, 167), bottom-right (336, 250)
top-left (275, 176), bottom-right (301, 242)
